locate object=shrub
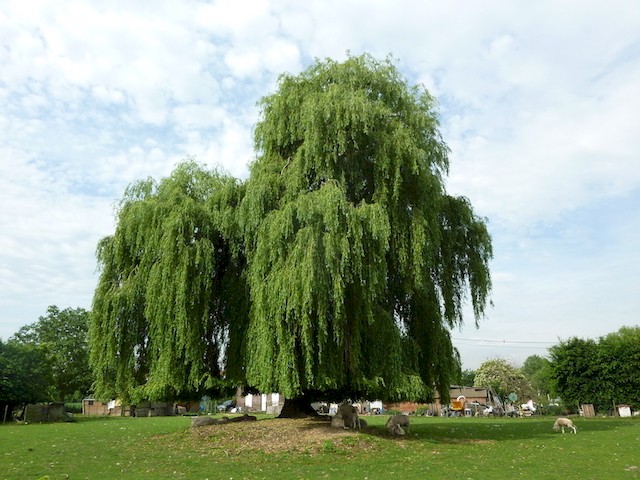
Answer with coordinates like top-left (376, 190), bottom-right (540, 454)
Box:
top-left (415, 406), bottom-right (433, 416)
top-left (64, 402), bottom-right (83, 414)
top-left (541, 404), bottom-right (569, 416)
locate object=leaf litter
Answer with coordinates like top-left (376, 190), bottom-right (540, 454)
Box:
top-left (150, 418), bottom-right (384, 456)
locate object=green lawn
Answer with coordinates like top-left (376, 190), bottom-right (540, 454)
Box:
top-left (1, 414), bottom-right (638, 479)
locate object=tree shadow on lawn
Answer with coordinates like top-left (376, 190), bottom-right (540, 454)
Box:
top-left (180, 415), bottom-right (638, 455)
top-left (286, 417), bottom-right (553, 447)
top-left (288, 416), bottom-right (545, 445)
top-left (405, 416), bottom-right (638, 444)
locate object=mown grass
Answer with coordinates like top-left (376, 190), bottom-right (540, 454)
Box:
top-left (1, 414), bottom-right (639, 480)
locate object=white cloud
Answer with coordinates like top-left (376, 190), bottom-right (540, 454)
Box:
top-left (0, 144), bottom-right (114, 338)
top-left (0, 1), bottom-right (639, 375)
top-left (195, 0), bottom-right (276, 39)
top-left (225, 49), bottom-right (263, 78)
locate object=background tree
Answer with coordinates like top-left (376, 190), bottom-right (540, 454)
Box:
top-left (89, 55), bottom-right (492, 413)
top-left (12, 306), bottom-right (92, 401)
top-left (521, 355), bottom-right (553, 399)
top-left (550, 337), bottom-right (605, 410)
top-left (597, 327), bottom-right (640, 408)
top-left (550, 327), bottom-right (640, 412)
top-left (0, 339), bottom-right (52, 414)
top-left (458, 369), bottom-right (477, 387)
top-left (240, 53), bottom-right (492, 411)
top-left (474, 358), bottom-right (533, 401)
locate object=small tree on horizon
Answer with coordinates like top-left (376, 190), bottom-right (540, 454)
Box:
top-left (459, 369), bottom-right (477, 387)
top-left (474, 358), bottom-right (533, 402)
top-left (521, 354), bottom-right (553, 399)
top-left (12, 306), bottom-right (92, 402)
top-left (0, 339), bottom-right (52, 412)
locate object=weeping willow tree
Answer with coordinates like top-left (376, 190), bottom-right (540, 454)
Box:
top-left (240, 54), bottom-right (492, 413)
top-left (90, 54), bottom-right (492, 413)
top-left (89, 161), bottom-right (247, 403)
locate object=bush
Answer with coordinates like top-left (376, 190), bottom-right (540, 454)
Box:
top-left (64, 403), bottom-right (83, 414)
top-left (541, 404), bottom-right (568, 416)
top-left (415, 406), bottom-right (433, 416)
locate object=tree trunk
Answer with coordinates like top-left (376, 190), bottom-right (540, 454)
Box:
top-left (277, 396), bottom-right (319, 418)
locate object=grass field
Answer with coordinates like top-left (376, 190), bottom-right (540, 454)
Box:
top-left (1, 414), bottom-right (638, 480)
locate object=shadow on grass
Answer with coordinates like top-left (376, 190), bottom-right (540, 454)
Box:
top-left (287, 415), bottom-right (640, 446)
top-left (386, 415), bottom-right (640, 444)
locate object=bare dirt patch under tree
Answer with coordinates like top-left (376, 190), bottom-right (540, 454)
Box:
top-left (187, 417), bottom-right (385, 455)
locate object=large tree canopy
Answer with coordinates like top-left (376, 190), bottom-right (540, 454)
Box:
top-left (90, 54), bottom-right (492, 406)
top-left (241, 54), bottom-right (492, 402)
top-left (90, 162), bottom-right (247, 402)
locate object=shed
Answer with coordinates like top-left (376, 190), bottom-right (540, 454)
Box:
top-left (82, 399), bottom-right (109, 416)
top-left (24, 403), bottom-right (67, 423)
top-left (237, 392), bottom-right (285, 415)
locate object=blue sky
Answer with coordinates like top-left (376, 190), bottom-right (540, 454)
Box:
top-left (1, 0), bottom-right (638, 369)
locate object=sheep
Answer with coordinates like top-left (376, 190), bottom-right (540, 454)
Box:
top-left (553, 417), bottom-right (577, 434)
top-left (191, 416), bottom-right (223, 427)
top-left (387, 423), bottom-right (405, 436)
top-left (330, 415), bottom-right (345, 429)
top-left (386, 414), bottom-right (410, 434)
top-left (331, 402), bottom-right (360, 429)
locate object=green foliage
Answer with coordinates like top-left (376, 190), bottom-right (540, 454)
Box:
top-left (241, 53), bottom-right (491, 401)
top-left (90, 161), bottom-right (248, 402)
top-left (0, 339), bottom-right (52, 409)
top-left (550, 327), bottom-right (640, 410)
top-left (458, 369), bottom-right (477, 386)
top-left (550, 338), bottom-right (601, 407)
top-left (64, 402), bottom-right (83, 414)
top-left (11, 306), bottom-right (92, 401)
top-left (474, 358), bottom-right (533, 401)
top-left (89, 54), bottom-right (492, 405)
top-left (521, 355), bottom-right (553, 398)
top-left (542, 403), bottom-right (568, 416)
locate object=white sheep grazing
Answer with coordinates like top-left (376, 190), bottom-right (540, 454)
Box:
top-left (387, 423), bottom-right (405, 436)
top-left (553, 417), bottom-right (577, 434)
top-left (386, 414), bottom-right (410, 434)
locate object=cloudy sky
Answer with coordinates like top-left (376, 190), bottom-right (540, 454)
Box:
top-left (1, 0), bottom-right (638, 369)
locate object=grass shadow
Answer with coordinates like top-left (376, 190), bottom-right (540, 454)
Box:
top-left (404, 415), bottom-right (639, 444)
